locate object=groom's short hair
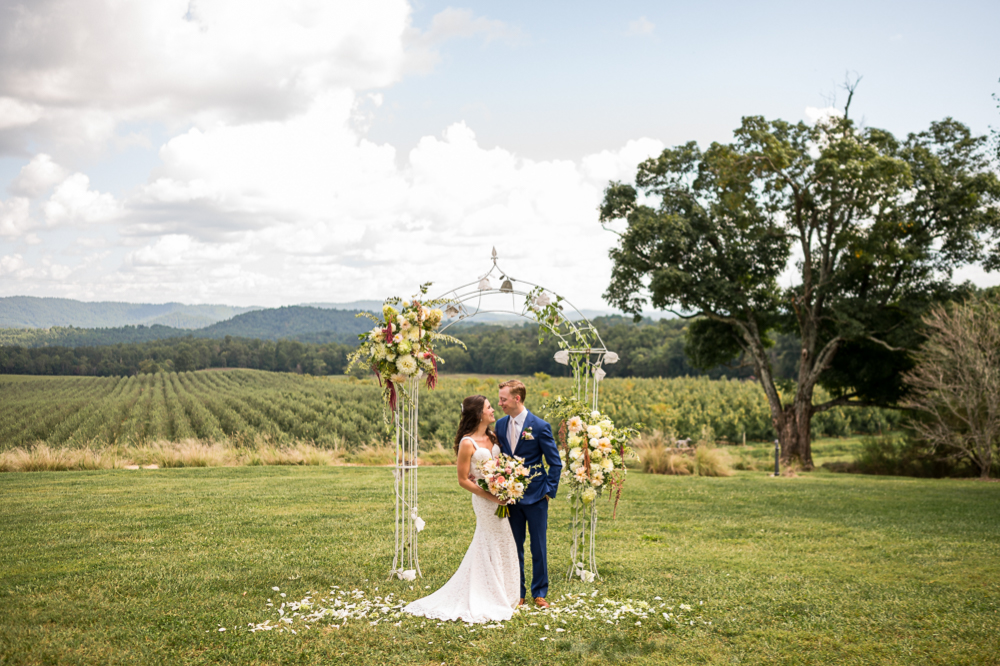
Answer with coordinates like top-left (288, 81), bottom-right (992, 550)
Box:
top-left (499, 379), bottom-right (526, 404)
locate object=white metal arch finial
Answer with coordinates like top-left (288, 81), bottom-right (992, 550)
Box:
top-left (433, 247), bottom-right (618, 411)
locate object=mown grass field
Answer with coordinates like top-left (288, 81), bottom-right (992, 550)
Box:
top-left (2, 466), bottom-right (998, 665)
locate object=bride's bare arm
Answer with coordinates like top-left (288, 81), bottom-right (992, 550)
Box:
top-left (456, 439), bottom-right (505, 504)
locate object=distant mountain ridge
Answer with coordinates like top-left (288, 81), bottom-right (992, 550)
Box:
top-left (0, 306), bottom-right (374, 348)
top-left (0, 296), bottom-right (260, 329)
top-left (195, 306), bottom-right (372, 342)
top-left (0, 296), bottom-right (673, 348)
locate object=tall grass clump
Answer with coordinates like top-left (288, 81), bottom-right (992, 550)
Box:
top-left (0, 439), bottom-right (348, 472)
top-left (0, 444), bottom-right (111, 472)
top-left (695, 445), bottom-right (734, 477)
top-left (419, 443), bottom-right (456, 466)
top-left (633, 429), bottom-right (694, 476)
top-left (344, 444), bottom-right (396, 466)
top-left (692, 426), bottom-right (734, 477)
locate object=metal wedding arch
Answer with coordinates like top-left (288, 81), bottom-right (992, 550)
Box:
top-left (390, 248), bottom-right (619, 582)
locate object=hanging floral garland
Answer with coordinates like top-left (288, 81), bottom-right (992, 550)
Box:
top-left (545, 398), bottom-right (640, 517)
top-left (346, 283), bottom-right (464, 414)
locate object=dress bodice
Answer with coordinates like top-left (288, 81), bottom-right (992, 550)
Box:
top-left (467, 440), bottom-right (501, 480)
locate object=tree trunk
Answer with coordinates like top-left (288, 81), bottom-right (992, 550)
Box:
top-left (775, 402), bottom-right (815, 470)
top-left (791, 388), bottom-right (815, 469)
top-left (741, 319), bottom-right (816, 470)
top-left (979, 446), bottom-right (992, 479)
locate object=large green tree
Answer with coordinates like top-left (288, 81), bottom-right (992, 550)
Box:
top-left (599, 107), bottom-right (1000, 467)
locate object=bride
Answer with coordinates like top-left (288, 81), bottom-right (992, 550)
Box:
top-left (403, 395), bottom-right (520, 623)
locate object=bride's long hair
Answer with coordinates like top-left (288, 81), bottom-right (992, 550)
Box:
top-left (453, 394), bottom-right (498, 454)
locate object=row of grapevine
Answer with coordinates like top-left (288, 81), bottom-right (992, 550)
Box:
top-left (0, 370), bottom-right (900, 452)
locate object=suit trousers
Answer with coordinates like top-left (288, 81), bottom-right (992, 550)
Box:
top-left (508, 499), bottom-right (549, 599)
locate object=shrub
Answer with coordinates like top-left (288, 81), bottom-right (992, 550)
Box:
top-left (695, 445), bottom-right (733, 477)
top-left (641, 445), bottom-right (694, 475)
top-left (845, 434), bottom-right (976, 478)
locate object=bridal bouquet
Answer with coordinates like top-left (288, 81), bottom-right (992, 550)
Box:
top-left (551, 401), bottom-right (640, 518)
top-left (345, 284), bottom-right (463, 413)
top-left (476, 453), bottom-right (541, 518)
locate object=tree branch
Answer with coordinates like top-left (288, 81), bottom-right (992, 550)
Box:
top-left (812, 393), bottom-right (898, 413)
top-left (865, 335), bottom-right (907, 353)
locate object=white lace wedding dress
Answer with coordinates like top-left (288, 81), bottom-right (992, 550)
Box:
top-left (403, 440), bottom-right (520, 624)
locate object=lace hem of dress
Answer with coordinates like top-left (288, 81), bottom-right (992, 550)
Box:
top-left (403, 603), bottom-right (516, 625)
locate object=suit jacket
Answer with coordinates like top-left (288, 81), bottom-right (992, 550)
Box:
top-left (496, 410), bottom-right (562, 505)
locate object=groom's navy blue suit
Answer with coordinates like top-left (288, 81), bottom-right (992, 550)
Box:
top-left (496, 410), bottom-right (562, 600)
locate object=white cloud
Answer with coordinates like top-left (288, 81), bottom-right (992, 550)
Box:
top-left (97, 117), bottom-right (664, 306)
top-left (43, 174), bottom-right (121, 226)
top-left (0, 1), bottom-right (664, 308)
top-left (0, 253), bottom-right (26, 276)
top-left (581, 138), bottom-right (666, 185)
top-left (0, 0), bottom-right (412, 155)
top-left (404, 7), bottom-right (521, 75)
top-left (0, 97), bottom-right (43, 129)
top-left (627, 17), bottom-right (655, 35)
top-left (804, 106), bottom-right (843, 124)
top-left (10, 154), bottom-right (69, 198)
top-left (0, 197), bottom-right (32, 238)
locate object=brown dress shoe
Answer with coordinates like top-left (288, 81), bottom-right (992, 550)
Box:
top-left (534, 597), bottom-right (549, 609)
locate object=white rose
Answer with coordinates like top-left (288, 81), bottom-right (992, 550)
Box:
top-left (601, 458), bottom-right (614, 472)
top-left (569, 447), bottom-right (582, 461)
top-left (591, 411), bottom-right (601, 420)
top-left (586, 425), bottom-right (602, 439)
top-left (598, 420), bottom-right (613, 434)
top-left (396, 355), bottom-right (418, 376)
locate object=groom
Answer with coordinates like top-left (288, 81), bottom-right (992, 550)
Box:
top-left (496, 379), bottom-right (562, 608)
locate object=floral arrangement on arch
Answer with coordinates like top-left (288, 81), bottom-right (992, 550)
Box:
top-left (346, 283), bottom-right (464, 412)
top-left (547, 398), bottom-right (640, 517)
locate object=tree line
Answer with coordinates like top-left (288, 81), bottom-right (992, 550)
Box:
top-left (0, 336), bottom-right (354, 377)
top-left (0, 318), bottom-right (801, 380)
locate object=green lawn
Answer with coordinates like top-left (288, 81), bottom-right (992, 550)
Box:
top-left (2, 467), bottom-right (998, 665)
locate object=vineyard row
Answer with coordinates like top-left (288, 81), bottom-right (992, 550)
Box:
top-left (0, 371), bottom-right (899, 451)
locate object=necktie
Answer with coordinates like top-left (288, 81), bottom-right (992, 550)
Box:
top-left (509, 417), bottom-right (518, 455)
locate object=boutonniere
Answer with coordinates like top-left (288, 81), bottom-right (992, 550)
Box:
top-left (522, 427), bottom-right (534, 440)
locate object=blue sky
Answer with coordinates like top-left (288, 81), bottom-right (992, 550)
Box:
top-left (375, 0), bottom-right (999, 158)
top-left (0, 0), bottom-right (997, 309)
